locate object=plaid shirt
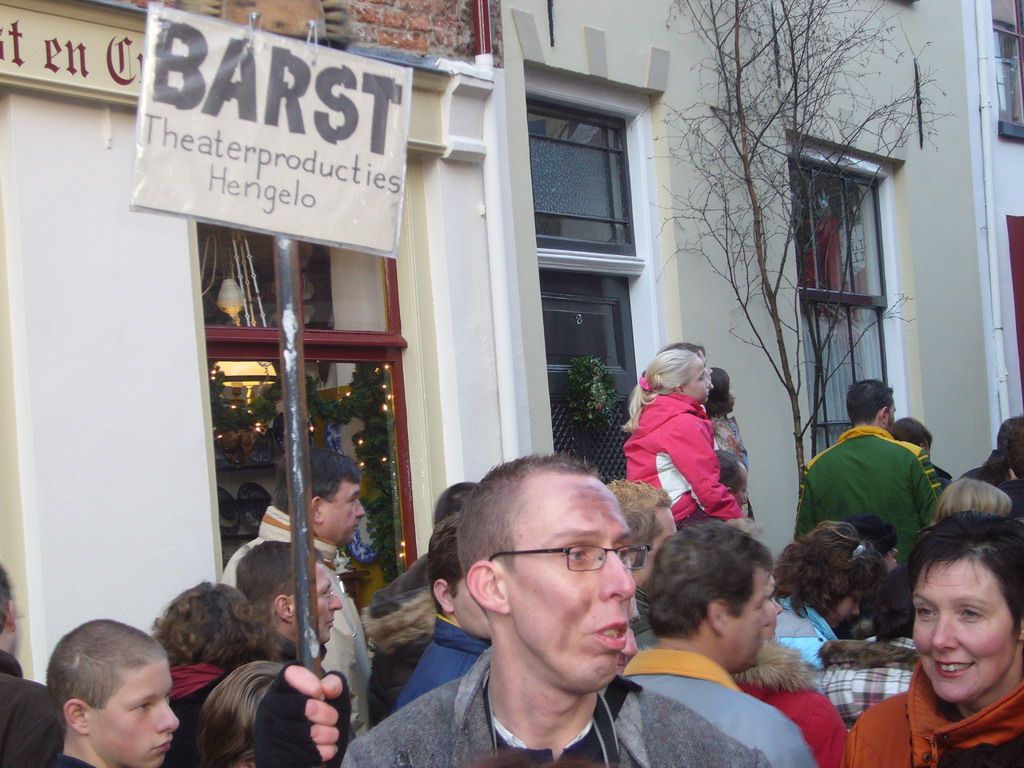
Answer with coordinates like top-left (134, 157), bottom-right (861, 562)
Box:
top-left (820, 637), bottom-right (916, 729)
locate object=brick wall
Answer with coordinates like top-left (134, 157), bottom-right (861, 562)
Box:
top-left (96, 0), bottom-right (503, 65)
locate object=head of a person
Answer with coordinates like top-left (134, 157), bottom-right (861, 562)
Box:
top-left (996, 416), bottom-right (1024, 452)
top-left (47, 619), bottom-right (178, 768)
top-left (933, 478), bottom-right (1012, 525)
top-left (273, 448), bottom-right (364, 547)
top-left (846, 379), bottom-right (894, 429)
top-left (704, 368), bottom-right (735, 418)
top-left (715, 450), bottom-right (748, 508)
top-left (647, 522), bottom-right (775, 673)
top-left (842, 513), bottom-right (899, 571)
top-left (890, 417), bottom-right (933, 451)
top-left (152, 582), bottom-right (279, 673)
top-left (1006, 418), bottom-right (1024, 480)
top-left (908, 512), bottom-right (1024, 718)
top-left (871, 565), bottom-right (915, 642)
top-left (433, 481), bottom-right (478, 526)
top-left (460, 455), bottom-right (639, 697)
top-left (0, 562), bottom-right (15, 654)
top-left (774, 522), bottom-right (887, 628)
top-left (427, 512), bottom-right (489, 640)
top-left (236, 542), bottom-right (341, 645)
top-left (625, 348), bottom-right (710, 432)
top-left (606, 480), bottom-right (674, 591)
top-left (197, 660), bottom-right (281, 768)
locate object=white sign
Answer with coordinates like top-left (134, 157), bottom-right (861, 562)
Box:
top-left (131, 5), bottom-right (411, 257)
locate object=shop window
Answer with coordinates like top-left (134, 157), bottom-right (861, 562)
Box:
top-left (199, 223), bottom-right (411, 604)
top-left (995, 0), bottom-right (1024, 126)
top-left (794, 166), bottom-right (888, 452)
top-left (527, 101), bottom-right (634, 255)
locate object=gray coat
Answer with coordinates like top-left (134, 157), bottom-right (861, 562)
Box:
top-left (343, 650), bottom-right (769, 768)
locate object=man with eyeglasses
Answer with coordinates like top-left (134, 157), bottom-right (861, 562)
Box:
top-left (334, 454), bottom-right (767, 767)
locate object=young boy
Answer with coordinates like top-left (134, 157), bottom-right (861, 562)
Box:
top-left (393, 512), bottom-right (491, 710)
top-left (47, 619), bottom-right (179, 768)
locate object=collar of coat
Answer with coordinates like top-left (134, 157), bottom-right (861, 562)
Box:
top-left (623, 648), bottom-right (741, 692)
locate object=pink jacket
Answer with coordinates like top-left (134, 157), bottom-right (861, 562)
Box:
top-left (624, 393), bottom-right (742, 523)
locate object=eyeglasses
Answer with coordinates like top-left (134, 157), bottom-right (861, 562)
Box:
top-left (488, 544), bottom-right (650, 572)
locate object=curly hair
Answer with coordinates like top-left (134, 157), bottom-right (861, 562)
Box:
top-left (774, 522), bottom-right (886, 619)
top-left (152, 582), bottom-right (279, 671)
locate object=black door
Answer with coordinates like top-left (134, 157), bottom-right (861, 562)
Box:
top-left (541, 270), bottom-right (636, 481)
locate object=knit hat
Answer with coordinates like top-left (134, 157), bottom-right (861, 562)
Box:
top-left (842, 513), bottom-right (898, 554)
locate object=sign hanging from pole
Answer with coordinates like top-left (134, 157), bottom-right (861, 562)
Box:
top-left (131, 4), bottom-right (411, 257)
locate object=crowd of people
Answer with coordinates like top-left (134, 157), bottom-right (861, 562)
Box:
top-left (5, 342), bottom-right (1024, 768)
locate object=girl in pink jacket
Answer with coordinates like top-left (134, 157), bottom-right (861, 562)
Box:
top-left (624, 347), bottom-right (743, 526)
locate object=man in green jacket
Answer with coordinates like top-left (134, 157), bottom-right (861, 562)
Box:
top-left (795, 380), bottom-right (940, 562)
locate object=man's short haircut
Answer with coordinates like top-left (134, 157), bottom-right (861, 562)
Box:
top-left (996, 416), bottom-right (1024, 452)
top-left (0, 562), bottom-right (10, 627)
top-left (846, 379), bottom-right (894, 425)
top-left (1006, 418), bottom-right (1024, 479)
top-left (647, 522), bottom-right (772, 640)
top-left (890, 417), bottom-right (932, 449)
top-left (46, 619), bottom-right (166, 724)
top-left (433, 482), bottom-right (477, 526)
top-left (458, 454), bottom-right (598, 571)
top-left (427, 513), bottom-right (463, 612)
top-left (235, 542), bottom-right (295, 622)
top-left (606, 480), bottom-right (670, 548)
top-left (272, 448), bottom-right (361, 512)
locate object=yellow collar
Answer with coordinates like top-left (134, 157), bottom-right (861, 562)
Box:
top-left (624, 649), bottom-right (741, 692)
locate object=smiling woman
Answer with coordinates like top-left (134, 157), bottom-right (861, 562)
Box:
top-left (841, 513), bottom-right (1024, 768)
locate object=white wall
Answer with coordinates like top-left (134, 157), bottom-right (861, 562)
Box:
top-left (0, 92), bottom-right (216, 674)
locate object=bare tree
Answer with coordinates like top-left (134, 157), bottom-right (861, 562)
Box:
top-left (668, 0), bottom-right (934, 481)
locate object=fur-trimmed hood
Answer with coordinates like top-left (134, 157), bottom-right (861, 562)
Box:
top-left (818, 637), bottom-right (918, 669)
top-left (362, 588), bottom-right (436, 653)
top-left (734, 641), bottom-right (818, 693)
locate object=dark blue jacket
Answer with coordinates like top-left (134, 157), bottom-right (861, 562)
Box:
top-left (393, 616), bottom-right (489, 710)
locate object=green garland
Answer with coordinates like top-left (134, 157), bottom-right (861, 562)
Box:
top-left (565, 356), bottom-right (618, 430)
top-left (209, 363), bottom-right (400, 582)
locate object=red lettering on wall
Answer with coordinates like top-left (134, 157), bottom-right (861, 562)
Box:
top-left (44, 38), bottom-right (89, 77)
top-left (0, 20), bottom-right (25, 66)
top-left (106, 35), bottom-right (139, 85)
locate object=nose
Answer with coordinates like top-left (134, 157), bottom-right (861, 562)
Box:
top-left (603, 551), bottom-right (637, 601)
top-left (355, 500), bottom-right (366, 519)
top-left (161, 701), bottom-right (180, 733)
top-left (771, 597), bottom-right (783, 616)
top-left (329, 590), bottom-right (343, 611)
top-left (929, 613), bottom-right (957, 650)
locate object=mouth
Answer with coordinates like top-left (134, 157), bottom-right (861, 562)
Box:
top-left (595, 624), bottom-right (628, 651)
top-left (934, 661), bottom-right (973, 675)
top-left (156, 742), bottom-right (172, 753)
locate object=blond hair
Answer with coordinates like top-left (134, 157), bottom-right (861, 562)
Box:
top-left (607, 480), bottom-right (671, 547)
top-left (933, 477), bottom-right (1012, 524)
top-left (624, 348), bottom-right (704, 433)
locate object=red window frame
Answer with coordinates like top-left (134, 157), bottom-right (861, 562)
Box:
top-left (205, 257), bottom-right (418, 563)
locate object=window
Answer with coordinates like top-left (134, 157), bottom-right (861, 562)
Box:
top-left (198, 223), bottom-right (413, 596)
top-left (527, 101), bottom-right (634, 255)
top-left (795, 167), bottom-right (888, 452)
top-left (994, 0), bottom-right (1024, 125)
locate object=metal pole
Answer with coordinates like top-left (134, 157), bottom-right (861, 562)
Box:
top-left (273, 235), bottom-right (320, 674)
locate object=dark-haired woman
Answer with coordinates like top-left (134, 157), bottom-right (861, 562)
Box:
top-left (842, 513), bottom-right (1024, 766)
top-left (773, 523), bottom-right (887, 669)
top-left (153, 582), bottom-right (280, 768)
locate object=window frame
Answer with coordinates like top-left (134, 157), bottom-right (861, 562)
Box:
top-left (201, 242), bottom-right (419, 566)
top-left (526, 99), bottom-right (635, 256)
top-left (794, 161), bottom-right (897, 452)
top-left (994, 0), bottom-right (1024, 132)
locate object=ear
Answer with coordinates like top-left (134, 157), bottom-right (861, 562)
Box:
top-left (3, 600), bottom-right (15, 634)
top-left (63, 699), bottom-right (91, 736)
top-left (465, 561), bottom-right (509, 616)
top-left (705, 599), bottom-right (731, 637)
top-left (432, 579), bottom-right (456, 616)
top-left (273, 594), bottom-right (295, 625)
top-left (310, 496), bottom-right (325, 527)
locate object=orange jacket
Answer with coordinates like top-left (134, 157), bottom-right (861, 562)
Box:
top-left (841, 663), bottom-right (1024, 768)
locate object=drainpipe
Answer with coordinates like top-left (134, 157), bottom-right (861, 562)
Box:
top-left (976, 0), bottom-right (1011, 424)
top-left (471, 0), bottom-right (521, 458)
